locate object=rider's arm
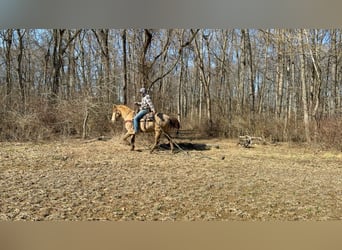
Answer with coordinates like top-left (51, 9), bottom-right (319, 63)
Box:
top-left (145, 95), bottom-right (155, 113)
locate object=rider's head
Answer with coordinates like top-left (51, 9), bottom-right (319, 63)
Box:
top-left (139, 87), bottom-right (146, 96)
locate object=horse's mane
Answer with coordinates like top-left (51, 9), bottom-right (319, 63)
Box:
top-left (115, 104), bottom-right (135, 118)
top-left (116, 104), bottom-right (133, 113)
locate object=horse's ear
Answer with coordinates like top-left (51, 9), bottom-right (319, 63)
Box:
top-left (113, 104), bottom-right (117, 109)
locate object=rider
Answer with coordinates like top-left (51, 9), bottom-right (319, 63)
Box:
top-left (133, 87), bottom-right (156, 134)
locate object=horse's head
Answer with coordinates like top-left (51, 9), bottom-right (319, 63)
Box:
top-left (111, 105), bottom-right (122, 122)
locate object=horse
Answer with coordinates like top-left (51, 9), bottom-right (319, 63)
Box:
top-left (111, 104), bottom-right (180, 153)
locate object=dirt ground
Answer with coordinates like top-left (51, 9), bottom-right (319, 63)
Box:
top-left (0, 135), bottom-right (341, 221)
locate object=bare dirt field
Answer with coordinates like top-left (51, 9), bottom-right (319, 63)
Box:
top-left (1, 135), bottom-right (341, 221)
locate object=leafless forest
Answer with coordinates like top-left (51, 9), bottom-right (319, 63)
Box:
top-left (0, 29), bottom-right (341, 149)
top-left (1, 29), bottom-right (342, 221)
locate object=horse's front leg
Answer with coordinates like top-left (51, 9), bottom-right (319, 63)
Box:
top-left (130, 134), bottom-right (135, 151)
top-left (123, 132), bottom-right (135, 151)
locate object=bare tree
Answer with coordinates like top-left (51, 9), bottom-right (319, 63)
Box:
top-left (237, 29), bottom-right (246, 114)
top-left (299, 29), bottom-right (311, 142)
top-left (244, 29), bottom-right (256, 114)
top-left (193, 30), bottom-right (213, 128)
top-left (140, 29), bottom-right (153, 89)
top-left (0, 28), bottom-right (341, 146)
top-left (51, 29), bottom-right (81, 102)
top-left (275, 29), bottom-right (285, 119)
top-left (16, 29), bottom-right (26, 112)
top-left (66, 30), bottom-right (77, 99)
top-left (92, 29), bottom-right (112, 101)
top-left (3, 29), bottom-right (13, 108)
top-left (122, 29), bottom-right (128, 104)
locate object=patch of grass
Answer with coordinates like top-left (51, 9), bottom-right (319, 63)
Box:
top-left (1, 138), bottom-right (341, 221)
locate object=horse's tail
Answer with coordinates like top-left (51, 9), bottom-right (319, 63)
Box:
top-left (169, 117), bottom-right (180, 135)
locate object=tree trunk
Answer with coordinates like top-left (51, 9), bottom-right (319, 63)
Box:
top-left (329, 29), bottom-right (337, 116)
top-left (238, 30), bottom-right (246, 113)
top-left (17, 29), bottom-right (26, 113)
top-left (194, 31), bottom-right (213, 128)
top-left (51, 29), bottom-right (81, 103)
top-left (258, 29), bottom-right (270, 115)
top-left (245, 29), bottom-right (255, 113)
top-left (5, 29), bottom-right (13, 108)
top-left (299, 29), bottom-right (311, 142)
top-left (51, 29), bottom-right (65, 102)
top-left (140, 29), bottom-right (152, 89)
top-left (66, 30), bottom-right (77, 99)
top-left (304, 29), bottom-right (322, 142)
top-left (122, 29), bottom-right (128, 104)
top-left (276, 30), bottom-right (285, 119)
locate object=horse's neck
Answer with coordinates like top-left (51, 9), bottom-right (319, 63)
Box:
top-left (119, 106), bottom-right (134, 120)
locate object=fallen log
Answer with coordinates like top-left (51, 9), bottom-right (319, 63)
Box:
top-left (238, 135), bottom-right (264, 148)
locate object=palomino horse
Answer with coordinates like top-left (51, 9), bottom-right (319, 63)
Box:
top-left (111, 104), bottom-right (180, 153)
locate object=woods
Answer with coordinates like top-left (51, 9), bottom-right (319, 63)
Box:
top-left (0, 29), bottom-right (341, 149)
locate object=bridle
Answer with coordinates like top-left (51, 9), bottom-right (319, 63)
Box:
top-left (114, 109), bottom-right (132, 124)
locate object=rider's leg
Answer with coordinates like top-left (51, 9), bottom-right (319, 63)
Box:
top-left (133, 109), bottom-right (148, 133)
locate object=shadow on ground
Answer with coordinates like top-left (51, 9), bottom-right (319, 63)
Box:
top-left (158, 142), bottom-right (212, 151)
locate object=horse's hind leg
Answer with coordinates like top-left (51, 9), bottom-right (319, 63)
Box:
top-left (164, 132), bottom-right (174, 153)
top-left (150, 130), bottom-right (161, 153)
top-left (169, 137), bottom-right (174, 153)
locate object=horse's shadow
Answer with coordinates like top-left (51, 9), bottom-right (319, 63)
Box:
top-left (158, 142), bottom-right (212, 152)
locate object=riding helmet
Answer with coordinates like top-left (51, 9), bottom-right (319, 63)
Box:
top-left (139, 87), bottom-right (146, 94)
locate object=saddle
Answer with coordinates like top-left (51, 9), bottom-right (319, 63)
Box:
top-left (142, 112), bottom-right (155, 122)
top-left (140, 112), bottom-right (155, 130)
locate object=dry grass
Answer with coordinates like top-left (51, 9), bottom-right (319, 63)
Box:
top-left (0, 136), bottom-right (341, 221)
